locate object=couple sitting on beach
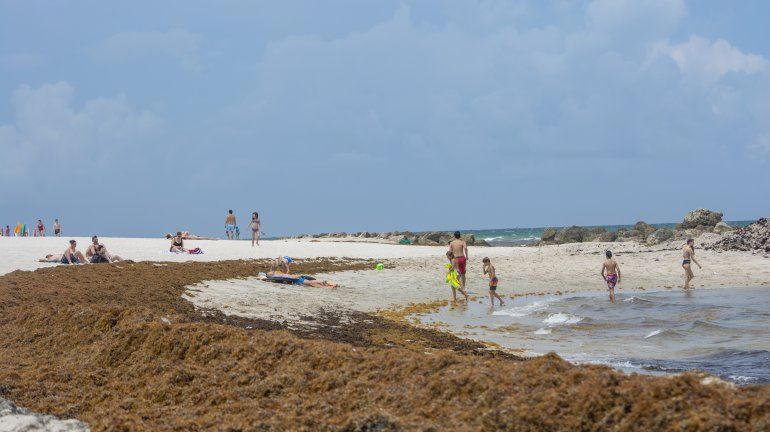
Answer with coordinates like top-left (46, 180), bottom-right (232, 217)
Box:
top-left (40, 236), bottom-right (123, 264)
top-left (168, 232), bottom-right (204, 254)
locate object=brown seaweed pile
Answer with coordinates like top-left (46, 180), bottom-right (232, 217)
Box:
top-left (0, 260), bottom-right (768, 431)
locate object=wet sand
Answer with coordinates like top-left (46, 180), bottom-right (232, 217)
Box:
top-left (1, 260), bottom-right (769, 431)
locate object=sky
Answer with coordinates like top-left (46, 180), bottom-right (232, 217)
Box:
top-left (1, 0), bottom-right (769, 238)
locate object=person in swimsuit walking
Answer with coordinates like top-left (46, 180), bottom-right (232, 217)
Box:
top-left (36, 219), bottom-right (45, 237)
top-left (483, 257), bottom-right (504, 306)
top-left (53, 219), bottom-right (61, 236)
top-left (248, 212), bottom-right (261, 246)
top-left (448, 231), bottom-right (469, 297)
top-left (225, 210), bottom-right (237, 240)
top-left (601, 250), bottom-right (621, 302)
top-left (682, 238), bottom-right (701, 290)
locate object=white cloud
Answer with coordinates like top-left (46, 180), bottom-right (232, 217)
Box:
top-left (0, 82), bottom-right (160, 183)
top-left (93, 28), bottom-right (203, 71)
top-left (652, 36), bottom-right (768, 85)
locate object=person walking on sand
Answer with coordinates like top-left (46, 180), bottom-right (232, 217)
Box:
top-left (601, 250), bottom-right (621, 302)
top-left (35, 219), bottom-right (45, 237)
top-left (445, 251), bottom-right (469, 301)
top-left (482, 257), bottom-right (504, 306)
top-left (449, 231), bottom-right (469, 294)
top-left (248, 212), bottom-right (261, 246)
top-left (682, 239), bottom-right (701, 290)
top-left (53, 219), bottom-right (61, 237)
top-left (225, 210), bottom-right (237, 240)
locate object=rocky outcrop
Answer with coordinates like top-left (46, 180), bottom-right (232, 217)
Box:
top-left (713, 221), bottom-right (734, 234)
top-left (646, 228), bottom-right (674, 245)
top-left (541, 228), bottom-right (557, 242)
top-left (680, 209), bottom-right (723, 230)
top-left (709, 218), bottom-right (770, 252)
top-left (293, 231), bottom-right (487, 246)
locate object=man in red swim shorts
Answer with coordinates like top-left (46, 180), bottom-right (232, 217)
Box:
top-left (449, 231), bottom-right (469, 298)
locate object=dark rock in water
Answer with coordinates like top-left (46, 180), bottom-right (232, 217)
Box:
top-left (647, 228), bottom-right (674, 245)
top-left (555, 226), bottom-right (588, 244)
top-left (541, 228), bottom-right (557, 242)
top-left (681, 209), bottom-right (723, 229)
top-left (709, 218), bottom-right (770, 252)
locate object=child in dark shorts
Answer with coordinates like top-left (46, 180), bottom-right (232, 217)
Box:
top-left (482, 257), bottom-right (504, 306)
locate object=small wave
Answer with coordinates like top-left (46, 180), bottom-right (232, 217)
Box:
top-left (493, 300), bottom-right (553, 318)
top-left (534, 327), bottom-right (552, 335)
top-left (623, 296), bottom-right (655, 305)
top-left (643, 329), bottom-right (684, 339)
top-left (644, 329), bottom-right (663, 339)
top-left (542, 312), bottom-right (583, 326)
top-left (484, 236), bottom-right (504, 241)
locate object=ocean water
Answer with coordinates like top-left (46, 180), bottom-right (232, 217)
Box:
top-left (416, 286), bottom-right (770, 384)
top-left (468, 220), bottom-right (753, 246)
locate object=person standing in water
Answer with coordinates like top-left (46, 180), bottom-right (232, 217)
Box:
top-left (248, 212), bottom-right (261, 246)
top-left (225, 210), bottom-right (237, 240)
top-left (482, 257), bottom-right (504, 306)
top-left (53, 219), bottom-right (61, 236)
top-left (448, 231), bottom-right (468, 295)
top-left (601, 250), bottom-right (621, 302)
top-left (682, 238), bottom-right (701, 290)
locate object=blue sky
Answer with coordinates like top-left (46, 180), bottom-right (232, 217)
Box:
top-left (1, 0), bottom-right (768, 237)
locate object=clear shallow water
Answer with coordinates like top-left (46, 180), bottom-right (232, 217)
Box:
top-left (416, 286), bottom-right (770, 384)
top-left (468, 220), bottom-right (753, 246)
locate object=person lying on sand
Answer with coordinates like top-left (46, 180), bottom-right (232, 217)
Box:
top-left (164, 231), bottom-right (218, 241)
top-left (601, 250), bottom-right (621, 302)
top-left (39, 254), bottom-right (63, 263)
top-left (262, 272), bottom-right (338, 288)
top-left (62, 240), bottom-right (88, 265)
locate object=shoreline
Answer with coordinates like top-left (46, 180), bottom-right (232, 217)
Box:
top-left (1, 260), bottom-right (769, 430)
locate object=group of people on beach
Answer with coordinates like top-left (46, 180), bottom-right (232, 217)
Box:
top-left (39, 236), bottom-right (123, 264)
top-left (224, 210), bottom-right (263, 246)
top-left (447, 231), bottom-right (704, 305)
top-left (1, 219), bottom-right (61, 237)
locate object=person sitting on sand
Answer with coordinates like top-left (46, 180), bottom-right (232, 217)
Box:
top-left (483, 257), bottom-right (504, 306)
top-left (91, 244), bottom-right (124, 263)
top-left (170, 232), bottom-right (186, 253)
top-left (601, 250), bottom-right (621, 302)
top-left (85, 236), bottom-right (100, 259)
top-left (62, 240), bottom-right (88, 265)
top-left (39, 254), bottom-right (63, 263)
top-left (164, 231), bottom-right (218, 241)
top-left (682, 239), bottom-right (701, 290)
top-left (270, 256), bottom-right (293, 274)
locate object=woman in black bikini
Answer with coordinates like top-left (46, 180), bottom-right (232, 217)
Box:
top-left (682, 238), bottom-right (702, 290)
top-left (249, 212), bottom-right (261, 247)
top-left (170, 232), bottom-right (186, 253)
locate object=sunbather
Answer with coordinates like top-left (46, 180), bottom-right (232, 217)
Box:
top-left (263, 271), bottom-right (338, 288)
top-left (169, 232), bottom-right (186, 253)
top-left (164, 231), bottom-right (218, 241)
top-left (39, 254), bottom-right (63, 263)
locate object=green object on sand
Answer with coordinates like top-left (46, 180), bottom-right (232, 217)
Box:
top-left (398, 238), bottom-right (411, 245)
top-left (376, 263), bottom-right (384, 271)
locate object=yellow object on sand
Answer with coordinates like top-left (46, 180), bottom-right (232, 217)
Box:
top-left (445, 263), bottom-right (460, 289)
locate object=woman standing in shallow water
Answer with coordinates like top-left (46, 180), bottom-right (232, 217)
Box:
top-left (682, 238), bottom-right (702, 289)
top-left (249, 212), bottom-right (261, 246)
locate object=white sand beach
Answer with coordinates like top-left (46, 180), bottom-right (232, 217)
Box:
top-left (5, 235), bottom-right (764, 327)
